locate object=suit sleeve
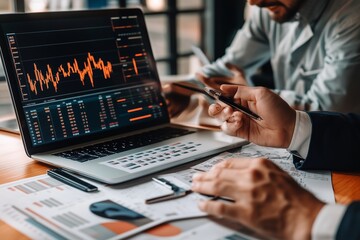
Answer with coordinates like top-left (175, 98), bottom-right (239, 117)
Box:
top-left (293, 112), bottom-right (360, 171)
top-left (336, 201), bottom-right (360, 240)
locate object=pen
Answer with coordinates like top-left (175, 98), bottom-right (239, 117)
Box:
top-left (204, 87), bottom-right (263, 121)
top-left (47, 168), bottom-right (98, 192)
top-left (152, 177), bottom-right (180, 192)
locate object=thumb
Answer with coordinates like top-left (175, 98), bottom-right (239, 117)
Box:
top-left (220, 85), bottom-right (258, 102)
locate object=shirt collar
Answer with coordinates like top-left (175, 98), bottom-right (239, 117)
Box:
top-left (296, 0), bottom-right (329, 24)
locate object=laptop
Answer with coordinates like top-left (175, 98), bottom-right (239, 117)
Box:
top-left (0, 9), bottom-right (247, 184)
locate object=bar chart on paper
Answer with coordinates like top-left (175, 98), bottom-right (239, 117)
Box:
top-left (0, 174), bottom-right (208, 240)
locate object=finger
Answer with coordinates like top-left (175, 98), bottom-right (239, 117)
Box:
top-left (219, 84), bottom-right (239, 96)
top-left (220, 85), bottom-right (262, 102)
top-left (213, 157), bottom-right (255, 170)
top-left (220, 111), bottom-right (248, 133)
top-left (191, 179), bottom-right (240, 199)
top-left (209, 105), bottom-right (234, 122)
top-left (162, 83), bottom-right (171, 92)
top-left (208, 103), bottom-right (224, 117)
top-left (192, 167), bottom-right (243, 182)
top-left (198, 200), bottom-right (245, 221)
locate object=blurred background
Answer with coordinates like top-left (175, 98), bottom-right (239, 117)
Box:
top-left (0, 0), bottom-right (247, 118)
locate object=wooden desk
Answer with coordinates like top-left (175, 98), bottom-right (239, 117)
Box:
top-left (1, 131), bottom-right (360, 239)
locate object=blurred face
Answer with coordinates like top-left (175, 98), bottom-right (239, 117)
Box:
top-left (248, 0), bottom-right (304, 23)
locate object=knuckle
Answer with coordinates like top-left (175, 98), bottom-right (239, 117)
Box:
top-left (214, 202), bottom-right (227, 216)
top-left (212, 180), bottom-right (225, 195)
top-left (208, 104), bottom-right (222, 116)
top-left (249, 168), bottom-right (264, 181)
top-left (210, 167), bottom-right (223, 178)
top-left (253, 157), bottom-right (269, 167)
top-left (219, 159), bottom-right (232, 168)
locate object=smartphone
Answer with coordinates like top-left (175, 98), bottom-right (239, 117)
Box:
top-left (204, 87), bottom-right (262, 121)
top-left (172, 82), bottom-right (262, 121)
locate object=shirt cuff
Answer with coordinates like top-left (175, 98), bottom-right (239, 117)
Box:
top-left (287, 111), bottom-right (312, 159)
top-left (312, 204), bottom-right (347, 240)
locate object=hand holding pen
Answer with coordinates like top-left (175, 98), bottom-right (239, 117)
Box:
top-left (208, 85), bottom-right (297, 149)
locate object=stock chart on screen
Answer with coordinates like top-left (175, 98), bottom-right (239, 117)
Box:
top-left (4, 12), bottom-right (166, 146)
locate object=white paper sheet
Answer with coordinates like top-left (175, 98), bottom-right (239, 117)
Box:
top-left (0, 174), bottom-right (207, 240)
top-left (0, 144), bottom-right (335, 239)
top-left (190, 144), bottom-right (335, 203)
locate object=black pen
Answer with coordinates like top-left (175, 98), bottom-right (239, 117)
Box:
top-left (204, 87), bottom-right (262, 121)
top-left (47, 168), bottom-right (98, 192)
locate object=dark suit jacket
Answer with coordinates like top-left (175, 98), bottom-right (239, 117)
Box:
top-left (293, 111), bottom-right (360, 171)
top-left (291, 111), bottom-right (360, 239)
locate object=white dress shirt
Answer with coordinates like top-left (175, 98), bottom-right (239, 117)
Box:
top-left (288, 111), bottom-right (347, 240)
top-left (203, 0), bottom-right (360, 113)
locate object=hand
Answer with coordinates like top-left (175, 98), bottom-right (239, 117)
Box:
top-left (191, 157), bottom-right (325, 240)
top-left (196, 64), bottom-right (247, 91)
top-left (162, 83), bottom-right (191, 118)
top-left (209, 85), bottom-right (296, 148)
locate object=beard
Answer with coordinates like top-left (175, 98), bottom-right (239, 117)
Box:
top-left (256, 0), bottom-right (304, 23)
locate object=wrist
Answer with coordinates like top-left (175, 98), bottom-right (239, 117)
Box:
top-left (288, 196), bottom-right (325, 240)
top-left (284, 109), bottom-right (297, 148)
top-left (287, 111), bottom-right (312, 158)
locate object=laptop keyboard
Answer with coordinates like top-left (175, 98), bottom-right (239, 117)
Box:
top-left (100, 141), bottom-right (203, 173)
top-left (54, 127), bottom-right (195, 162)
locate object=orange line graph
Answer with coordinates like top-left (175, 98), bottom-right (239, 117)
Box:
top-left (26, 52), bottom-right (113, 95)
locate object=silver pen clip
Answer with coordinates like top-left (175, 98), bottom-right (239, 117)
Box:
top-left (145, 177), bottom-right (192, 204)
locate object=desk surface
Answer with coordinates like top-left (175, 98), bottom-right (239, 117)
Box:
top-left (1, 131), bottom-right (360, 239)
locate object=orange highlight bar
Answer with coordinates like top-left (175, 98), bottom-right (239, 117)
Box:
top-left (132, 58), bottom-right (138, 75)
top-left (27, 52), bottom-right (113, 95)
top-left (127, 107), bottom-right (143, 113)
top-left (117, 98), bottom-right (126, 103)
top-left (135, 53), bottom-right (146, 57)
top-left (114, 25), bottom-right (135, 29)
top-left (130, 114), bottom-right (152, 122)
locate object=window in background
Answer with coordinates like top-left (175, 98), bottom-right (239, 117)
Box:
top-left (178, 13), bottom-right (201, 73)
top-left (0, 2), bottom-right (14, 109)
top-left (119, 0), bottom-right (205, 75)
top-left (0, 2), bottom-right (13, 12)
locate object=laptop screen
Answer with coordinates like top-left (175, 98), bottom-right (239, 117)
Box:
top-left (0, 9), bottom-right (169, 154)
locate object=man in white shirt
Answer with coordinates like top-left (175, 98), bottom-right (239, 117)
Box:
top-left (168, 0), bottom-right (360, 127)
top-left (191, 85), bottom-right (360, 240)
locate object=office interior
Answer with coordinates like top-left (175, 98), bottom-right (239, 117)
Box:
top-left (1, 1), bottom-right (359, 239)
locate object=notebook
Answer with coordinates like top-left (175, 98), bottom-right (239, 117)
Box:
top-left (0, 8), bottom-right (247, 184)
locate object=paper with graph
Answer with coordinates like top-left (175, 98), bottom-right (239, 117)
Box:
top-left (0, 175), bottom-right (207, 240)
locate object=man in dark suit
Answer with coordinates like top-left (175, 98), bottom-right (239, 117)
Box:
top-left (191, 85), bottom-right (360, 240)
